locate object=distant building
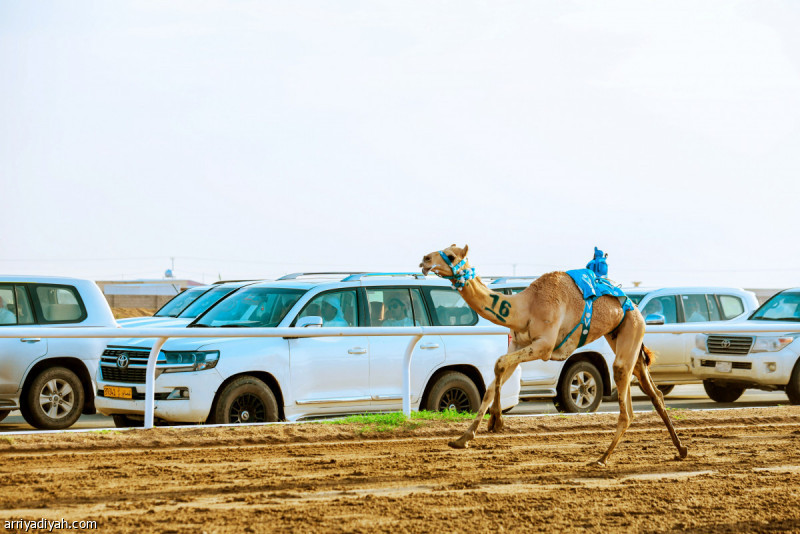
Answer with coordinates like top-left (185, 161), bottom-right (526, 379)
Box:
top-left (96, 279), bottom-right (204, 311)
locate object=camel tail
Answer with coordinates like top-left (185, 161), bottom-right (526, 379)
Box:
top-left (640, 345), bottom-right (655, 367)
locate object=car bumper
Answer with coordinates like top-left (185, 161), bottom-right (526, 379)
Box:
top-left (690, 348), bottom-right (794, 386)
top-left (95, 370), bottom-right (222, 423)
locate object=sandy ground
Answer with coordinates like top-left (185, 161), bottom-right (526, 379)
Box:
top-left (2, 407), bottom-right (800, 533)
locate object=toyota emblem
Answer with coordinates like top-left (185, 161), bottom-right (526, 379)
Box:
top-left (117, 354), bottom-right (130, 369)
top-left (720, 339), bottom-right (731, 349)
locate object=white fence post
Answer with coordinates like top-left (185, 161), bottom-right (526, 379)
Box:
top-left (144, 337), bottom-right (168, 429)
top-left (402, 334), bottom-right (423, 416)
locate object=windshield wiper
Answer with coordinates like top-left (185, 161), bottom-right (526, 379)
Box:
top-left (188, 324), bottom-right (210, 328)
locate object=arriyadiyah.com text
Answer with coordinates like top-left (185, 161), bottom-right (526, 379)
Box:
top-left (4, 519), bottom-right (97, 532)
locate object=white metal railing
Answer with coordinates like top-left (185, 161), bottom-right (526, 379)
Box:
top-left (1, 322), bottom-right (799, 429)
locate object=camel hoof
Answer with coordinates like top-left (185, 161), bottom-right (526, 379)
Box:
top-left (677, 446), bottom-right (688, 459)
top-left (487, 414), bottom-right (504, 433)
top-left (448, 438), bottom-right (469, 450)
top-left (590, 460), bottom-right (607, 469)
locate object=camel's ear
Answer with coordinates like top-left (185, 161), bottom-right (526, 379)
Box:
top-left (462, 244), bottom-right (469, 257)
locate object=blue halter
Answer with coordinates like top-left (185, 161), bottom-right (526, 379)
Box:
top-left (437, 251), bottom-right (475, 289)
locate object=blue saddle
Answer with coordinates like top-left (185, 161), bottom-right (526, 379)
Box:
top-left (554, 269), bottom-right (634, 351)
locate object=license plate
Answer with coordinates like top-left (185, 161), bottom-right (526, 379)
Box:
top-left (104, 386), bottom-right (133, 399)
top-left (715, 361), bottom-right (733, 373)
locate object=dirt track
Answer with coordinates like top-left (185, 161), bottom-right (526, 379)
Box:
top-left (2, 407), bottom-right (800, 533)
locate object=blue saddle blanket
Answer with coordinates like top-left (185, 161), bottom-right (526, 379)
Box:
top-left (566, 269), bottom-right (634, 313)
top-left (553, 269), bottom-right (634, 351)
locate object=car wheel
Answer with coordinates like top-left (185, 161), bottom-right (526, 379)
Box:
top-left (23, 367), bottom-right (85, 430)
top-left (554, 361), bottom-right (603, 413)
top-left (0, 410), bottom-right (9, 423)
top-left (212, 376), bottom-right (279, 424)
top-left (425, 371), bottom-right (480, 413)
top-left (703, 380), bottom-right (745, 403)
top-left (786, 361), bottom-right (800, 405)
top-left (112, 414), bottom-right (143, 428)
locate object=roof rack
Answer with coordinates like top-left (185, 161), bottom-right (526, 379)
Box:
top-left (212, 279), bottom-right (258, 285)
top-left (342, 272), bottom-right (428, 282)
top-left (489, 276), bottom-right (539, 284)
top-left (277, 272), bottom-right (366, 281)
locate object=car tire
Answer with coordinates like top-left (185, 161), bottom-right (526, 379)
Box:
top-left (786, 361), bottom-right (800, 405)
top-left (703, 380), bottom-right (745, 403)
top-left (554, 361), bottom-right (603, 413)
top-left (23, 367), bottom-right (85, 430)
top-left (0, 410), bottom-right (9, 423)
top-left (112, 414), bottom-right (144, 428)
top-left (425, 371), bottom-right (480, 413)
top-left (212, 376), bottom-right (279, 424)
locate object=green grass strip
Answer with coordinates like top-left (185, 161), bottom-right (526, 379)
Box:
top-left (319, 410), bottom-right (484, 433)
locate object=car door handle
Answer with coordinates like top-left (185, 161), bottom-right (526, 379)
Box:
top-left (348, 347), bottom-right (367, 355)
top-left (20, 338), bottom-right (41, 343)
top-left (420, 343), bottom-right (440, 350)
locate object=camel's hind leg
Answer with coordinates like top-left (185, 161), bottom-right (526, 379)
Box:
top-left (594, 324), bottom-right (641, 467)
top-left (633, 353), bottom-right (688, 459)
top-left (449, 340), bottom-right (553, 449)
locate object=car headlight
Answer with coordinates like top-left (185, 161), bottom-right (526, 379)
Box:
top-left (159, 351), bottom-right (220, 372)
top-left (751, 335), bottom-right (799, 353)
top-left (695, 334), bottom-right (707, 351)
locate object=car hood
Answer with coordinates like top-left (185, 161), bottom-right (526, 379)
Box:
top-left (117, 317), bottom-right (194, 328)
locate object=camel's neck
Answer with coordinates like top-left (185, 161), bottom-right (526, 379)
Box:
top-left (456, 271), bottom-right (525, 331)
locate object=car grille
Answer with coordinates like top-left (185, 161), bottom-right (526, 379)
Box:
top-left (100, 347), bottom-right (153, 384)
top-left (700, 360), bottom-right (752, 370)
top-left (706, 335), bottom-right (754, 355)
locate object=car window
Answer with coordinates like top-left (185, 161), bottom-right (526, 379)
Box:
top-left (297, 290), bottom-right (358, 327)
top-left (180, 286), bottom-right (238, 318)
top-left (641, 295), bottom-right (677, 324)
top-left (409, 289), bottom-right (431, 326)
top-left (718, 295), bottom-right (745, 319)
top-left (365, 288), bottom-right (430, 327)
top-left (154, 287), bottom-right (209, 317)
top-left (0, 285), bottom-right (18, 325)
top-left (194, 288), bottom-right (305, 327)
top-left (706, 295), bottom-right (722, 321)
top-left (428, 288), bottom-right (478, 326)
top-left (682, 294), bottom-right (710, 322)
top-left (15, 286), bottom-right (34, 325)
top-left (34, 285), bottom-right (86, 323)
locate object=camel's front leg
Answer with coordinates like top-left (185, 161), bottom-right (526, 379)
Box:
top-left (449, 339), bottom-right (553, 449)
top-left (486, 361), bottom-right (518, 433)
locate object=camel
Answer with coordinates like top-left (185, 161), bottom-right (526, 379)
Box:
top-left (420, 244), bottom-right (687, 466)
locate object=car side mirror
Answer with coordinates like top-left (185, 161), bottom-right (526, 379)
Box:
top-left (645, 313), bottom-right (665, 326)
top-left (296, 316), bottom-right (323, 328)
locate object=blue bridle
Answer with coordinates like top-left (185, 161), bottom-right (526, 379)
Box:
top-left (437, 251), bottom-right (476, 289)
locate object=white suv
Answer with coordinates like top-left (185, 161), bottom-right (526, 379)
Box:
top-left (0, 276), bottom-right (117, 429)
top-left (95, 273), bottom-right (520, 426)
top-left (692, 288), bottom-right (800, 403)
top-left (489, 279), bottom-right (758, 411)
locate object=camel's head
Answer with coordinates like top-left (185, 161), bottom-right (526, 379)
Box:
top-left (420, 244), bottom-right (469, 277)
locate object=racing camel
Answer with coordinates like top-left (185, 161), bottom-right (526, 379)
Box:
top-left (420, 244), bottom-right (687, 466)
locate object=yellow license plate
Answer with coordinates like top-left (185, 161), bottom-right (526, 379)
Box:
top-left (104, 386), bottom-right (133, 399)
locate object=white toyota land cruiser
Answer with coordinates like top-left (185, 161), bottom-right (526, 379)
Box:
top-left (95, 273), bottom-right (520, 427)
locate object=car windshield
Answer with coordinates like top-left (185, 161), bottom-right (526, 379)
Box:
top-left (627, 293), bottom-right (646, 306)
top-left (192, 287), bottom-right (306, 327)
top-left (154, 287), bottom-right (210, 317)
top-left (179, 286), bottom-right (239, 318)
top-left (749, 292), bottom-right (800, 322)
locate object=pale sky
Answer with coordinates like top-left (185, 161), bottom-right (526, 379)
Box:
top-left (2, 1), bottom-right (799, 289)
